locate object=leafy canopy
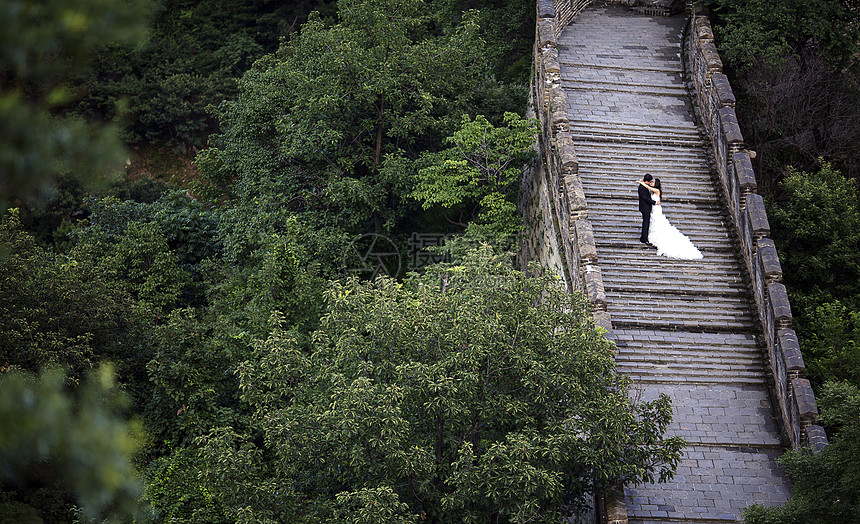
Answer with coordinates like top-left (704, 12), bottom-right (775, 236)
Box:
top-left (197, 0), bottom-right (508, 234)
top-left (194, 246), bottom-right (683, 523)
top-left (0, 366), bottom-right (144, 522)
top-left (706, 0), bottom-right (860, 72)
top-left (0, 0), bottom-right (150, 210)
top-left (767, 160), bottom-right (860, 314)
top-left (413, 112), bottom-right (537, 242)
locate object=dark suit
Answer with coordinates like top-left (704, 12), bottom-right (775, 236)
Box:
top-left (638, 183), bottom-right (656, 242)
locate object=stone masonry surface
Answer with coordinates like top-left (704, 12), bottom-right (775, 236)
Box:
top-left (557, 4), bottom-right (792, 522)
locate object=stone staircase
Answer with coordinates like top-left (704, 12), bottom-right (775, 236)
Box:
top-left (558, 4), bottom-right (792, 522)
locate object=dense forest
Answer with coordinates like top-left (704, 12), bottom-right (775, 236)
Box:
top-left (1, 0), bottom-right (682, 522)
top-left (1, 0), bottom-right (858, 522)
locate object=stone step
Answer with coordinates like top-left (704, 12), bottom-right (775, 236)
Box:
top-left (587, 204), bottom-right (729, 223)
top-left (606, 290), bottom-right (753, 308)
top-left (610, 315), bottom-right (757, 333)
top-left (591, 216), bottom-right (731, 229)
top-left (598, 250), bottom-right (742, 269)
top-left (560, 63), bottom-right (683, 85)
top-left (608, 296), bottom-right (754, 318)
top-left (570, 119), bottom-right (702, 136)
top-left (573, 144), bottom-right (709, 163)
top-left (616, 355), bottom-right (763, 374)
top-left (575, 150), bottom-right (709, 163)
top-left (613, 328), bottom-right (757, 343)
top-left (585, 194), bottom-right (723, 208)
top-left (562, 79), bottom-right (688, 97)
top-left (592, 229), bottom-right (734, 249)
top-left (579, 170), bottom-right (716, 185)
top-left (586, 189), bottom-right (717, 203)
top-left (570, 117), bottom-right (701, 135)
top-left (599, 259), bottom-right (745, 278)
top-left (570, 131), bottom-right (703, 147)
top-left (616, 342), bottom-right (763, 363)
top-left (578, 161), bottom-right (711, 176)
top-left (581, 185), bottom-right (721, 201)
top-left (619, 370), bottom-right (765, 385)
top-left (591, 221), bottom-right (733, 239)
top-left (555, 51), bottom-right (684, 73)
top-left (617, 361), bottom-right (765, 381)
top-left (557, 59), bottom-right (680, 75)
top-left (577, 161), bottom-right (713, 175)
top-left (601, 270), bottom-right (748, 292)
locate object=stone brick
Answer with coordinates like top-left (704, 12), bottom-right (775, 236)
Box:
top-left (711, 73), bottom-right (735, 108)
top-left (805, 425), bottom-right (828, 452)
top-left (777, 328), bottom-right (805, 375)
top-left (575, 219), bottom-right (598, 263)
top-left (732, 151), bottom-right (757, 194)
top-left (792, 378), bottom-right (819, 424)
top-left (745, 194), bottom-right (770, 238)
top-left (768, 282), bottom-right (792, 326)
top-left (719, 106), bottom-right (744, 146)
top-left (756, 238), bottom-right (782, 282)
top-left (537, 0), bottom-right (556, 19)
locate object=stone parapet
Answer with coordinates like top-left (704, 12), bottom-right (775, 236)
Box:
top-left (526, 0), bottom-right (613, 321)
top-left (686, 2), bottom-right (826, 450)
top-left (522, 4), bottom-right (624, 517)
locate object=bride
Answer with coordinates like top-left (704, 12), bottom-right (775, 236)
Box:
top-left (638, 178), bottom-right (703, 260)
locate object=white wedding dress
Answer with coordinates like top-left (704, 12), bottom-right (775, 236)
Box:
top-left (649, 197), bottom-right (703, 260)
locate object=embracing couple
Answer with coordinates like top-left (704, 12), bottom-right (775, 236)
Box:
top-left (637, 173), bottom-right (703, 260)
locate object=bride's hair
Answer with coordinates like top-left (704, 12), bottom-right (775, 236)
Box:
top-left (654, 178), bottom-right (662, 197)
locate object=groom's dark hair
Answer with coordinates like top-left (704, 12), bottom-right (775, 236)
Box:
top-left (643, 173), bottom-right (653, 181)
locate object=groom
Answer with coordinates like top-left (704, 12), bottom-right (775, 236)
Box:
top-left (638, 173), bottom-right (656, 244)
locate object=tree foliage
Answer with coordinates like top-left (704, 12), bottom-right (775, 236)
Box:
top-left (414, 112), bottom-right (537, 243)
top-left (0, 209), bottom-right (150, 384)
top-left (0, 366), bottom-right (143, 523)
top-left (189, 247), bottom-right (683, 523)
top-left (767, 161), bottom-right (860, 315)
top-left (706, 0), bottom-right (859, 72)
top-left (706, 0), bottom-right (860, 190)
top-left (0, 0), bottom-right (150, 210)
top-left (72, 0), bottom-right (338, 150)
top-left (197, 0), bottom-right (520, 235)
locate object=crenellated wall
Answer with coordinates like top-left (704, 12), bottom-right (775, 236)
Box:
top-left (522, 0), bottom-right (827, 455)
top-left (686, 3), bottom-right (827, 452)
top-left (523, 0), bottom-right (618, 335)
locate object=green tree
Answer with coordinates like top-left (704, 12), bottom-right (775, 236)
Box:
top-left (800, 301), bottom-right (860, 388)
top-left (0, 210), bottom-right (149, 385)
top-left (0, 366), bottom-right (144, 523)
top-left (141, 446), bottom-right (230, 523)
top-left (745, 381), bottom-right (860, 523)
top-left (193, 246), bottom-right (682, 522)
top-left (706, 0), bottom-right (859, 72)
top-left (197, 0), bottom-right (518, 237)
top-left (413, 112), bottom-right (537, 244)
top-left (767, 161), bottom-right (860, 317)
top-left (73, 0), bottom-right (339, 150)
top-left (429, 0), bottom-right (535, 83)
top-left (0, 0), bottom-right (150, 210)
top-left (706, 0), bottom-right (860, 191)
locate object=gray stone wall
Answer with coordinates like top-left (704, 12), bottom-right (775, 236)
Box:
top-left (522, 0), bottom-right (615, 334)
top-left (686, 3), bottom-right (826, 450)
